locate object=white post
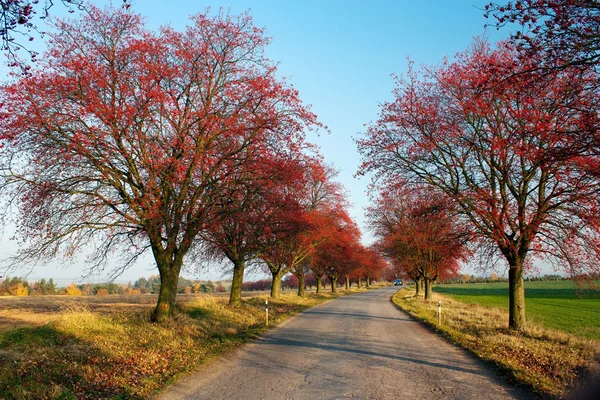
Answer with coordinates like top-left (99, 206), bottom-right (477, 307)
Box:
top-left (265, 299), bottom-right (269, 327)
top-left (437, 300), bottom-right (441, 325)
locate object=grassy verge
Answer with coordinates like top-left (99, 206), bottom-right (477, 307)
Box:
top-left (392, 288), bottom-right (600, 398)
top-left (434, 281), bottom-right (600, 340)
top-left (0, 288), bottom-right (368, 399)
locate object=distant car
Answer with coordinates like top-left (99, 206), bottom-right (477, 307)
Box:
top-left (393, 279), bottom-right (402, 286)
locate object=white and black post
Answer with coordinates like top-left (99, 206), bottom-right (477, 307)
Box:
top-left (265, 299), bottom-right (269, 327)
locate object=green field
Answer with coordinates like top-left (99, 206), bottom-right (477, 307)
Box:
top-left (434, 280), bottom-right (600, 340)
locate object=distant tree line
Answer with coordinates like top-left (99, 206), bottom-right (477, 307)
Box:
top-left (0, 275), bottom-right (226, 296)
top-left (437, 273), bottom-right (576, 285)
top-left (242, 272), bottom-right (384, 293)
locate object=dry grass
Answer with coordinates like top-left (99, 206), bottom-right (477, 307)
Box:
top-left (393, 288), bottom-right (600, 398)
top-left (0, 288), bottom-right (369, 399)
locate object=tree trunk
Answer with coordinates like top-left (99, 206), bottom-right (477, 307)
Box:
top-left (366, 276), bottom-right (370, 288)
top-left (508, 259), bottom-right (526, 330)
top-left (330, 276), bottom-right (337, 293)
top-left (229, 259), bottom-right (245, 307)
top-left (297, 273), bottom-right (305, 297)
top-left (344, 274), bottom-right (350, 290)
top-left (424, 277), bottom-right (432, 300)
top-left (415, 278), bottom-right (421, 296)
top-left (316, 276), bottom-right (323, 294)
top-left (270, 271), bottom-right (284, 298)
top-left (152, 253), bottom-right (183, 323)
top-left (357, 278), bottom-right (362, 288)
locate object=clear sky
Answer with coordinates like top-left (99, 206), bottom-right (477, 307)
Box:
top-left (0, 0), bottom-right (511, 284)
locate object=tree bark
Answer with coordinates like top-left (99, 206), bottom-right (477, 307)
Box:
top-left (316, 275), bottom-right (323, 294)
top-left (415, 278), bottom-right (421, 296)
top-left (366, 276), bottom-right (370, 288)
top-left (270, 271), bottom-right (284, 298)
top-left (330, 276), bottom-right (337, 293)
top-left (357, 278), bottom-right (362, 288)
top-left (152, 251), bottom-right (183, 323)
top-left (424, 277), bottom-right (432, 300)
top-left (508, 258), bottom-right (526, 330)
top-left (297, 273), bottom-right (305, 297)
top-left (229, 259), bottom-right (245, 307)
top-left (344, 274), bottom-right (350, 290)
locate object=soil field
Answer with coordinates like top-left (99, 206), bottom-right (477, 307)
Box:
top-left (0, 291), bottom-right (277, 332)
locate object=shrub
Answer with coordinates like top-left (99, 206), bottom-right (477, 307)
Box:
top-left (65, 283), bottom-right (82, 296)
top-left (215, 283), bottom-right (227, 293)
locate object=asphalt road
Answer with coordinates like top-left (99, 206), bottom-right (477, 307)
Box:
top-left (158, 286), bottom-right (537, 400)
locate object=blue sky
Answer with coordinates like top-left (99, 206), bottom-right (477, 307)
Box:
top-left (0, 0), bottom-right (511, 284)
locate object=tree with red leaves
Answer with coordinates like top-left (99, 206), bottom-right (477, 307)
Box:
top-left (311, 211), bottom-right (361, 293)
top-left (259, 159), bottom-right (350, 299)
top-left (357, 40), bottom-right (600, 329)
top-left (355, 245), bottom-right (387, 288)
top-left (485, 0), bottom-right (600, 73)
top-left (200, 153), bottom-right (307, 307)
top-left (0, 5), bottom-right (319, 321)
top-left (290, 162), bottom-right (347, 297)
top-left (368, 183), bottom-right (468, 300)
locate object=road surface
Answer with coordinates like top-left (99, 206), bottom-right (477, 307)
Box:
top-left (158, 287), bottom-right (537, 400)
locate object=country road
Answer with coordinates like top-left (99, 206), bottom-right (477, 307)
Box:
top-left (157, 287), bottom-right (538, 400)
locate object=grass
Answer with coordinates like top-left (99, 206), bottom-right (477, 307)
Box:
top-left (392, 286), bottom-right (600, 398)
top-left (434, 280), bottom-right (600, 340)
top-left (0, 288), bottom-right (371, 399)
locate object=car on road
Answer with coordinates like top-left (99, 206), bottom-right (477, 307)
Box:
top-left (393, 279), bottom-right (402, 286)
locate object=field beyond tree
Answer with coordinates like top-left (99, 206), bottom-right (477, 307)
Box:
top-left (434, 280), bottom-right (600, 340)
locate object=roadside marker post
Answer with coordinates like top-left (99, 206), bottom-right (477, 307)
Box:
top-left (437, 300), bottom-right (441, 325)
top-left (265, 299), bottom-right (269, 327)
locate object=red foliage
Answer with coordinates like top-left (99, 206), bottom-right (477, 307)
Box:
top-left (258, 159), bottom-right (355, 297)
top-left (0, 5), bottom-right (320, 321)
top-left (485, 0), bottom-right (600, 72)
top-left (241, 279), bottom-right (271, 292)
top-left (357, 39), bottom-right (600, 325)
top-left (282, 274), bottom-right (299, 289)
top-left (368, 183), bottom-right (468, 296)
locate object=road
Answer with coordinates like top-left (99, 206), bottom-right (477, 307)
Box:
top-left (158, 287), bottom-right (537, 400)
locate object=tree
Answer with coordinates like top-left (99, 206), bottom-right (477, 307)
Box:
top-left (357, 40), bottom-right (600, 330)
top-left (202, 153), bottom-right (308, 306)
top-left (259, 160), bottom-right (348, 299)
top-left (355, 245), bottom-right (387, 288)
top-left (485, 0), bottom-right (600, 73)
top-left (368, 183), bottom-right (467, 300)
top-left (289, 162), bottom-right (346, 297)
top-left (311, 210), bottom-right (362, 294)
top-left (0, 5), bottom-right (319, 321)
top-left (282, 273), bottom-right (299, 290)
top-left (65, 282), bottom-right (81, 296)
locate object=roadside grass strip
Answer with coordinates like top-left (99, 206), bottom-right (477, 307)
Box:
top-left (0, 288), bottom-right (369, 399)
top-left (392, 288), bottom-right (600, 398)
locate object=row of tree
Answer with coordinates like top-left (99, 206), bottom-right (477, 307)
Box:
top-left (242, 271), bottom-right (383, 293)
top-left (132, 276), bottom-right (225, 295)
top-left (358, 0), bottom-right (600, 330)
top-left (0, 276), bottom-right (134, 296)
top-left (0, 275), bottom-right (228, 296)
top-left (367, 184), bottom-right (469, 300)
top-left (0, 4), bottom-right (387, 321)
